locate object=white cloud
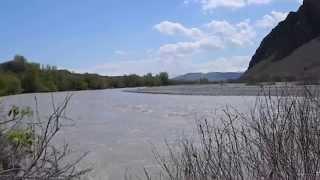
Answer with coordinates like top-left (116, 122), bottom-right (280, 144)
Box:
top-left (151, 18), bottom-right (260, 74)
top-left (201, 0), bottom-right (246, 10)
top-left (154, 21), bottom-right (204, 39)
top-left (185, 0), bottom-right (272, 10)
top-left (255, 11), bottom-right (288, 28)
top-left (206, 19), bottom-right (256, 46)
top-left (247, 0), bottom-right (272, 4)
top-left (76, 18), bottom-right (256, 76)
top-left (114, 50), bottom-right (127, 55)
top-left (155, 20), bottom-right (256, 57)
top-left (78, 13), bottom-right (288, 76)
top-left (158, 38), bottom-right (223, 57)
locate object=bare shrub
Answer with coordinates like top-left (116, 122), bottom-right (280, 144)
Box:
top-left (143, 87), bottom-right (320, 180)
top-left (0, 95), bottom-right (90, 180)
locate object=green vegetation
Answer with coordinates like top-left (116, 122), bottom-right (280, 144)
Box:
top-left (0, 73), bottom-right (22, 95)
top-left (7, 129), bottom-right (33, 147)
top-left (0, 97), bottom-right (89, 179)
top-left (0, 55), bottom-right (171, 96)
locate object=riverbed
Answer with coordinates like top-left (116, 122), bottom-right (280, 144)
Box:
top-left (128, 83), bottom-right (320, 96)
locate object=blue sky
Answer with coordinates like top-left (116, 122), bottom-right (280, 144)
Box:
top-left (0, 0), bottom-right (302, 76)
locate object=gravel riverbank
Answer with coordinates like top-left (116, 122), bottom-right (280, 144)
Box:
top-left (126, 84), bottom-right (320, 96)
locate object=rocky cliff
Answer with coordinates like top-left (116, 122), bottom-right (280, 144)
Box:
top-left (243, 0), bottom-right (320, 81)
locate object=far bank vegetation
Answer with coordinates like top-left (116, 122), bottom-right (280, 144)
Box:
top-left (0, 55), bottom-right (170, 96)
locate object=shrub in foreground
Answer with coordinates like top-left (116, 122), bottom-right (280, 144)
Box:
top-left (0, 96), bottom-right (90, 180)
top-left (142, 88), bottom-right (320, 180)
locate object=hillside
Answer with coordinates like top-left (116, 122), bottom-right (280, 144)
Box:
top-left (242, 0), bottom-right (320, 81)
top-left (244, 36), bottom-right (320, 81)
top-left (173, 72), bottom-right (242, 82)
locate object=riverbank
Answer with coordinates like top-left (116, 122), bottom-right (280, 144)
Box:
top-left (126, 83), bottom-right (320, 96)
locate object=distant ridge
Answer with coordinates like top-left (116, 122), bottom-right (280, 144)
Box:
top-left (242, 0), bottom-right (320, 81)
top-left (173, 72), bottom-right (243, 82)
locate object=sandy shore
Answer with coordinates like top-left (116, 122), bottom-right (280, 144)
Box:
top-left (125, 83), bottom-right (320, 96)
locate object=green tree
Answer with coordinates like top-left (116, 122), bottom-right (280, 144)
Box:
top-left (143, 73), bottom-right (155, 87)
top-left (158, 72), bottom-right (169, 85)
top-left (123, 74), bottom-right (143, 87)
top-left (0, 56), bottom-right (175, 95)
top-left (0, 55), bottom-right (28, 73)
top-left (72, 79), bottom-right (88, 90)
top-left (84, 74), bottom-right (105, 89)
top-left (0, 74), bottom-right (22, 95)
top-left (21, 68), bottom-right (44, 92)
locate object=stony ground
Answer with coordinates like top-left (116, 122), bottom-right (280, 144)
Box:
top-left (126, 83), bottom-right (320, 96)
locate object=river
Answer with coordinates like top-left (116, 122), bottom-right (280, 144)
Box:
top-left (1, 88), bottom-right (256, 180)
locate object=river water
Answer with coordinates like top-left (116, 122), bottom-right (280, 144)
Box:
top-left (1, 89), bottom-right (256, 180)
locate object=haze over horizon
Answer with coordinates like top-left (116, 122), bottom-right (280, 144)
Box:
top-left (0, 0), bottom-right (301, 77)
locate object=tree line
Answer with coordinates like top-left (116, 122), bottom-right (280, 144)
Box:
top-left (0, 55), bottom-right (170, 96)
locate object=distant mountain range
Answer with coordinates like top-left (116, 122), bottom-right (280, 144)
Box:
top-left (173, 72), bottom-right (243, 82)
top-left (242, 0), bottom-right (320, 81)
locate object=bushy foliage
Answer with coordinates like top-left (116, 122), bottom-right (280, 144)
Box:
top-left (0, 55), bottom-right (172, 96)
top-left (21, 68), bottom-right (45, 92)
top-left (158, 72), bottom-right (169, 86)
top-left (7, 129), bottom-right (34, 147)
top-left (0, 73), bottom-right (22, 96)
